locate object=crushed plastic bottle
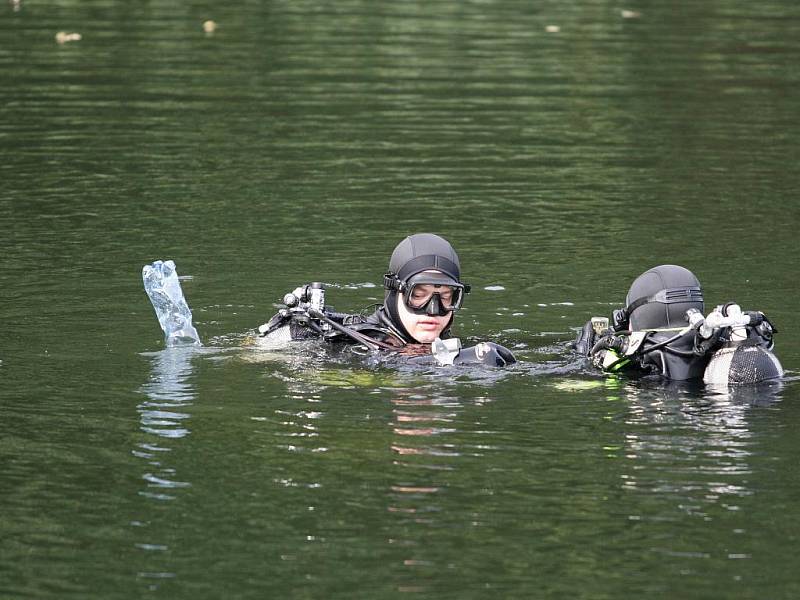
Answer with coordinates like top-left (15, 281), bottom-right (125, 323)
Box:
top-left (142, 260), bottom-right (202, 347)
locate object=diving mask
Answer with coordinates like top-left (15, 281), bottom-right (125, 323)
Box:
top-left (400, 271), bottom-right (468, 316)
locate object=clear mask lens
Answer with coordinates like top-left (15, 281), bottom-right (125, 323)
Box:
top-left (405, 284), bottom-right (462, 312)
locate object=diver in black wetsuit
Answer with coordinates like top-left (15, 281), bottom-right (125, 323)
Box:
top-left (574, 264), bottom-right (782, 384)
top-left (257, 233), bottom-right (516, 367)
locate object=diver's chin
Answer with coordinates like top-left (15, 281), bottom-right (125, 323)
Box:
top-left (416, 334), bottom-right (438, 344)
top-left (410, 322), bottom-right (444, 343)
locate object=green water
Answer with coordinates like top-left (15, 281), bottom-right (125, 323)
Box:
top-left (2, 1), bottom-right (800, 597)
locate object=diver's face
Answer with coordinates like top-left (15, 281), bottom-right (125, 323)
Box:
top-left (396, 292), bottom-right (452, 343)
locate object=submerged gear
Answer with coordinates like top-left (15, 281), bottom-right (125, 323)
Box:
top-left (383, 233), bottom-right (471, 337)
top-left (575, 265), bottom-right (781, 384)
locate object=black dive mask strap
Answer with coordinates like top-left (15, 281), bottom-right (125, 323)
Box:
top-left (625, 286), bottom-right (703, 315)
top-left (613, 286), bottom-right (703, 331)
top-left (384, 273), bottom-right (402, 291)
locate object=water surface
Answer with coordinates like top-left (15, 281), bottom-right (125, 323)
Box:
top-left (2, 0), bottom-right (800, 597)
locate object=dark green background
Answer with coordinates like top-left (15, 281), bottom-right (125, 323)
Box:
top-left (2, 1), bottom-right (799, 597)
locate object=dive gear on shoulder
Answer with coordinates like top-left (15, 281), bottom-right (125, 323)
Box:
top-left (258, 282), bottom-right (400, 350)
top-left (578, 300), bottom-right (781, 383)
top-left (575, 264), bottom-right (782, 384)
top-left (305, 307), bottom-right (396, 351)
top-left (686, 303), bottom-right (782, 385)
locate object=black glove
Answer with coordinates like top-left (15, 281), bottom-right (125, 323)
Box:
top-left (573, 320), bottom-right (596, 356)
top-left (454, 342), bottom-right (516, 367)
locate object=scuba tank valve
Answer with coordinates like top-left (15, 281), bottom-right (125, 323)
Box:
top-left (686, 308), bottom-right (714, 338)
top-left (689, 304), bottom-right (766, 339)
top-left (702, 303), bottom-right (767, 340)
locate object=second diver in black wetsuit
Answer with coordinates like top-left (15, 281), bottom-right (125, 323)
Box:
top-left (257, 233), bottom-right (516, 367)
top-left (574, 264), bottom-right (783, 384)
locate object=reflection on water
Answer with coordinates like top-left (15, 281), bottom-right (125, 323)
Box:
top-left (603, 378), bottom-right (783, 551)
top-left (704, 379), bottom-right (786, 407)
top-left (3, 0), bottom-right (800, 595)
top-left (387, 387), bottom-right (485, 594)
top-left (133, 347), bottom-right (198, 587)
top-left (138, 353), bottom-right (194, 439)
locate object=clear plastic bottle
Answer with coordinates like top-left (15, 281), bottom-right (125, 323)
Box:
top-left (142, 260), bottom-right (201, 347)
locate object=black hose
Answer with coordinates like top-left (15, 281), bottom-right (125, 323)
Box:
top-left (590, 335), bottom-right (627, 356)
top-left (638, 330), bottom-right (691, 356)
top-left (661, 345), bottom-right (696, 358)
top-left (307, 308), bottom-right (397, 351)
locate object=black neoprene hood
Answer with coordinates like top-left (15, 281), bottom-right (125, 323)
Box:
top-left (625, 264), bottom-right (704, 330)
top-left (382, 233), bottom-right (462, 342)
top-left (387, 233), bottom-right (462, 284)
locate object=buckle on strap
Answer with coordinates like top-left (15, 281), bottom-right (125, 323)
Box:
top-left (384, 273), bottom-right (402, 291)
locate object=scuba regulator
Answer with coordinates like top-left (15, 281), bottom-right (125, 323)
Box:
top-left (258, 282), bottom-right (397, 351)
top-left (687, 303), bottom-right (782, 385)
top-left (258, 282), bottom-right (328, 337)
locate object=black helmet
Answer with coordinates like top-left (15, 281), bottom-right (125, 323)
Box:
top-left (622, 265), bottom-right (704, 331)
